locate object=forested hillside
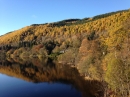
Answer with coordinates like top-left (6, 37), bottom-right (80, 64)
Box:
top-left (0, 9), bottom-right (130, 96)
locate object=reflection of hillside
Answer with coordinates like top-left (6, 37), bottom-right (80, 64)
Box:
top-left (0, 58), bottom-right (104, 97)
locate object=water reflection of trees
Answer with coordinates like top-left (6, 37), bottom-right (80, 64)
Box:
top-left (0, 56), bottom-right (129, 97)
top-left (0, 58), bottom-right (105, 97)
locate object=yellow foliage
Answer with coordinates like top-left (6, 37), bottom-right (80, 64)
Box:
top-left (0, 10), bottom-right (130, 46)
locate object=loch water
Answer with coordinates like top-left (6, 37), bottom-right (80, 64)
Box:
top-left (0, 57), bottom-right (104, 97)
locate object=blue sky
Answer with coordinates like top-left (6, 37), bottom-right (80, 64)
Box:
top-left (0, 0), bottom-right (130, 36)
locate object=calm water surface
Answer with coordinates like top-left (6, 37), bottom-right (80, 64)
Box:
top-left (0, 74), bottom-right (82, 97)
top-left (0, 58), bottom-right (104, 97)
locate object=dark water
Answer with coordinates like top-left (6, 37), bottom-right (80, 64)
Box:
top-left (0, 57), bottom-right (104, 97)
top-left (0, 74), bottom-right (81, 97)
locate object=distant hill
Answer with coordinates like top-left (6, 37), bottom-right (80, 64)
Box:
top-left (0, 9), bottom-right (129, 44)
